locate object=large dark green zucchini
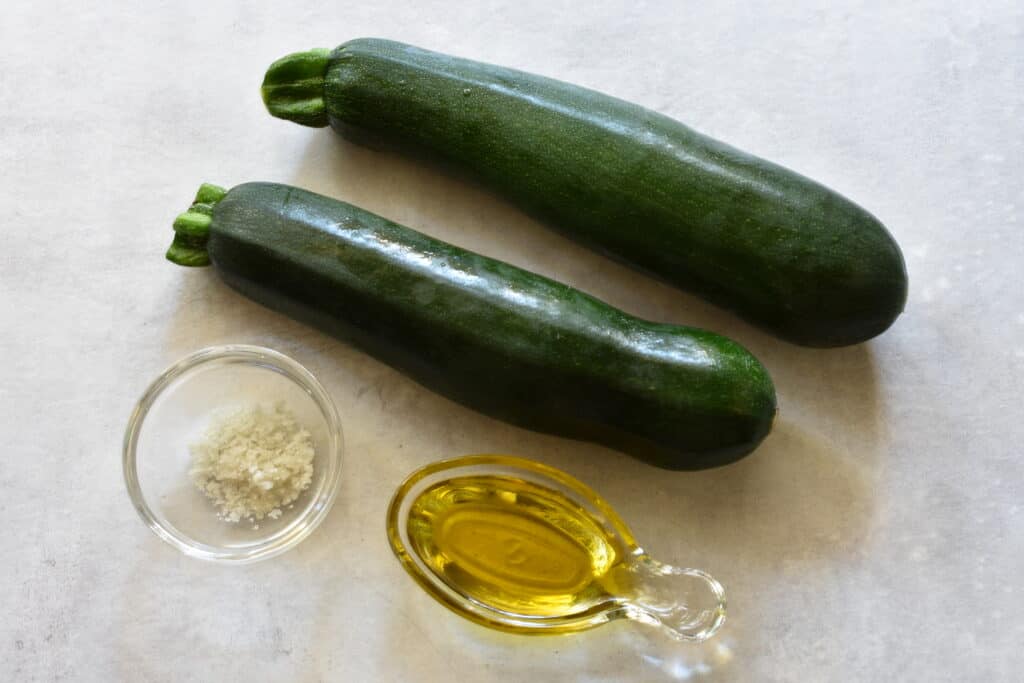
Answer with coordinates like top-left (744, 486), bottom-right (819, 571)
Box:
top-left (261, 39), bottom-right (908, 347)
top-left (166, 182), bottom-right (776, 470)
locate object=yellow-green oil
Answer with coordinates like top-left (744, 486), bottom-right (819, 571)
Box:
top-left (405, 474), bottom-right (628, 618)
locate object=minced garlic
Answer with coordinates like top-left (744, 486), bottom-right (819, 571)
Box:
top-left (189, 402), bottom-right (315, 524)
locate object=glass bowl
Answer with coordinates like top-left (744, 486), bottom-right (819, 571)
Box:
top-left (123, 345), bottom-right (343, 563)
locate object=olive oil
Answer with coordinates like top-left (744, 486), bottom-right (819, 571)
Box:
top-left (388, 455), bottom-right (726, 640)
top-left (405, 474), bottom-right (627, 617)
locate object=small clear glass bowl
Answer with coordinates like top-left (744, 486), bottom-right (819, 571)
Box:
top-left (123, 345), bottom-right (343, 563)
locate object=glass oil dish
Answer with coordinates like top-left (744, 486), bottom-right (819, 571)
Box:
top-left (386, 455), bottom-right (726, 641)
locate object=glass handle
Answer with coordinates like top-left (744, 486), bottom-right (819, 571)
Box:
top-left (618, 555), bottom-right (727, 642)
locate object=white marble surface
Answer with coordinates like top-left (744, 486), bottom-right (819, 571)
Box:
top-left (2, 1), bottom-right (1022, 680)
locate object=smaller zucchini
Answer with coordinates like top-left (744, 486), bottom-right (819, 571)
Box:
top-left (166, 182), bottom-right (777, 470)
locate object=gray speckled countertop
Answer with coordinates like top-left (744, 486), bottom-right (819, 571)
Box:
top-left (2, 1), bottom-right (1021, 680)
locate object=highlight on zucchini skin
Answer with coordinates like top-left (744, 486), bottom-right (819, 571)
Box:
top-left (165, 181), bottom-right (777, 471)
top-left (262, 39), bottom-right (908, 348)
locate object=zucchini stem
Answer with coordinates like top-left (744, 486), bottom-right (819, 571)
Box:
top-left (165, 183), bottom-right (227, 267)
top-left (261, 48), bottom-right (331, 127)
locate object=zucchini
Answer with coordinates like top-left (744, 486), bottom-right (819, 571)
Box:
top-left (166, 182), bottom-right (776, 470)
top-left (262, 39), bottom-right (908, 347)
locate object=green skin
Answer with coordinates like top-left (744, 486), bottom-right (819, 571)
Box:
top-left (167, 182), bottom-right (776, 470)
top-left (262, 39), bottom-right (908, 347)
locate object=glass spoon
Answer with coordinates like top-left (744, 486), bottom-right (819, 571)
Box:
top-left (386, 454), bottom-right (726, 641)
